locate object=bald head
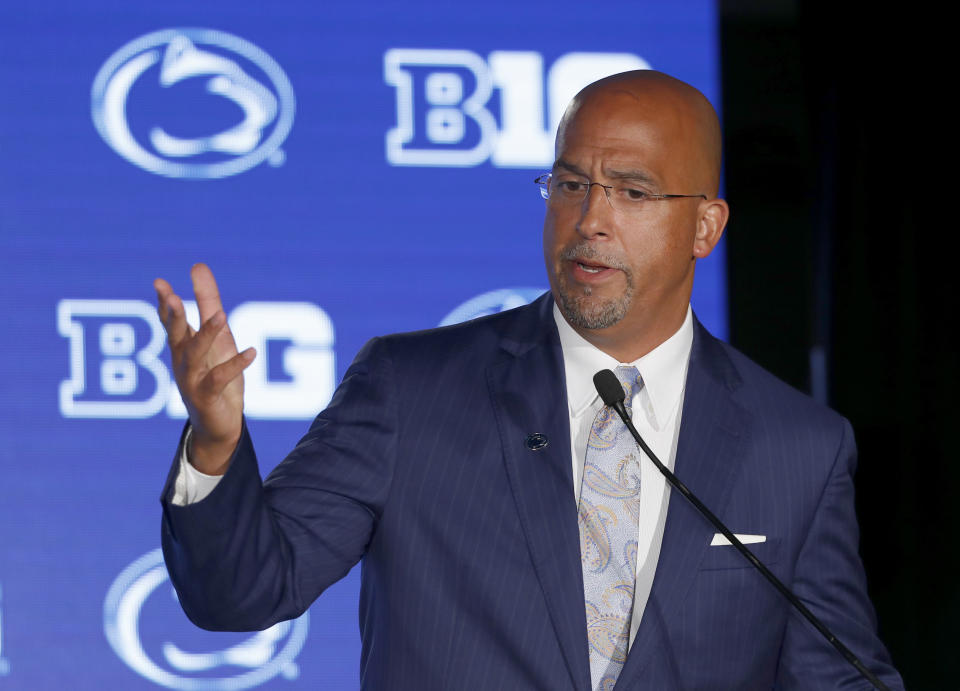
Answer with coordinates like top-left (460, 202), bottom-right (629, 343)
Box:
top-left (542, 69), bottom-right (730, 360)
top-left (556, 70), bottom-right (723, 197)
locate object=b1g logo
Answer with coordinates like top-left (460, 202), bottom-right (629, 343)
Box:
top-left (105, 549), bottom-right (309, 689)
top-left (57, 300), bottom-right (334, 420)
top-left (91, 29), bottom-right (295, 179)
top-left (384, 49), bottom-right (650, 168)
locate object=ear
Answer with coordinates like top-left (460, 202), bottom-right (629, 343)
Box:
top-left (692, 198), bottom-right (729, 259)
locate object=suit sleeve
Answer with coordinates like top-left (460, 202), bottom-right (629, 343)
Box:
top-left (775, 419), bottom-right (904, 689)
top-left (160, 336), bottom-right (398, 631)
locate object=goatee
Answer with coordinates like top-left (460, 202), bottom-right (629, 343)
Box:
top-left (555, 243), bottom-right (634, 330)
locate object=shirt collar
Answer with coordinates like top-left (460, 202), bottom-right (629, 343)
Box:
top-left (553, 303), bottom-right (694, 427)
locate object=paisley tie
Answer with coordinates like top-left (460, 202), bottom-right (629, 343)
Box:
top-left (578, 365), bottom-right (643, 691)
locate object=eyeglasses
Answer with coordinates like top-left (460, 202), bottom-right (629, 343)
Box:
top-left (535, 173), bottom-right (706, 214)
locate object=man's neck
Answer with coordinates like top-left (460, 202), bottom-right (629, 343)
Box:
top-left (552, 301), bottom-right (694, 423)
top-left (564, 308), bottom-right (690, 363)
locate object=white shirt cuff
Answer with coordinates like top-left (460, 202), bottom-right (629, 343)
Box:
top-left (170, 426), bottom-right (225, 506)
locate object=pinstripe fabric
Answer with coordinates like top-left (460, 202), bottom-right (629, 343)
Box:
top-left (161, 294), bottom-right (903, 690)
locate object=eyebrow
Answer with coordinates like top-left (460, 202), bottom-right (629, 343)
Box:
top-left (553, 159), bottom-right (588, 177)
top-left (605, 168), bottom-right (659, 188)
top-left (552, 159), bottom-right (660, 189)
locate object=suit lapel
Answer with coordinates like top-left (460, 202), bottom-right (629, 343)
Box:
top-left (615, 320), bottom-right (751, 688)
top-left (487, 295), bottom-right (592, 691)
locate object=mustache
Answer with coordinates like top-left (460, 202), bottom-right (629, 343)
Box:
top-left (559, 242), bottom-right (628, 272)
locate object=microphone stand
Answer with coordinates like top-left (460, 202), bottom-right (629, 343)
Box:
top-left (593, 369), bottom-right (889, 691)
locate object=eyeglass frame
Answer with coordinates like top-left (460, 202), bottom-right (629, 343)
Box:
top-left (534, 173), bottom-right (706, 209)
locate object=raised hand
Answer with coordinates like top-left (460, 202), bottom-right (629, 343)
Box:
top-left (154, 263), bottom-right (256, 474)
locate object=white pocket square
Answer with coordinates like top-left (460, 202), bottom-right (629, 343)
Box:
top-left (710, 533), bottom-right (766, 546)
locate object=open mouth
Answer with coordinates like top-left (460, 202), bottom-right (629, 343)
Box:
top-left (570, 258), bottom-right (618, 281)
top-left (576, 261), bottom-right (608, 274)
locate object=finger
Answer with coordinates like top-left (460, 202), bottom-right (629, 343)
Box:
top-left (202, 348), bottom-right (256, 396)
top-left (156, 282), bottom-right (189, 346)
top-left (154, 277), bottom-right (173, 301)
top-left (191, 263), bottom-right (226, 324)
top-left (154, 278), bottom-right (175, 322)
top-left (154, 278), bottom-right (181, 326)
top-left (182, 310), bottom-right (228, 367)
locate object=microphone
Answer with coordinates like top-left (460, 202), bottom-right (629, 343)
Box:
top-left (592, 369), bottom-right (889, 691)
top-left (593, 368), bottom-right (631, 419)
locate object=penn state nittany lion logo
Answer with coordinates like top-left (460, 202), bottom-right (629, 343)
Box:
top-left (104, 549), bottom-right (309, 689)
top-left (91, 29), bottom-right (295, 179)
top-left (439, 288), bottom-right (546, 326)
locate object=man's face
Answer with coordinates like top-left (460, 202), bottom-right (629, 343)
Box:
top-left (543, 87), bottom-right (710, 348)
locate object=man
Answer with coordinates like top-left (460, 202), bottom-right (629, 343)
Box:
top-left (156, 71), bottom-right (903, 689)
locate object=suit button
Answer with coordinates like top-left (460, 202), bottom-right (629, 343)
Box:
top-left (525, 433), bottom-right (548, 451)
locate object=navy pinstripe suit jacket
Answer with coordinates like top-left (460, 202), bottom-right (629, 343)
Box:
top-left (161, 294), bottom-right (903, 690)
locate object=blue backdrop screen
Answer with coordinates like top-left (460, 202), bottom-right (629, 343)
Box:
top-left (0, 1), bottom-right (723, 688)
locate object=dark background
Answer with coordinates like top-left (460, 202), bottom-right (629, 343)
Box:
top-left (721, 2), bottom-right (953, 687)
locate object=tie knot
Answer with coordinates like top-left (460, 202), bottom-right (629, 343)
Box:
top-left (614, 366), bottom-right (643, 410)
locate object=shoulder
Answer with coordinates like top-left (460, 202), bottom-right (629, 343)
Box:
top-left (361, 292), bottom-right (553, 369)
top-left (693, 321), bottom-right (851, 446)
top-left (689, 324), bottom-right (861, 515)
top-left (367, 293), bottom-right (557, 364)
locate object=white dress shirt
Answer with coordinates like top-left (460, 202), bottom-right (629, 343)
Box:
top-left (171, 429), bottom-right (221, 505)
top-left (554, 303), bottom-right (692, 647)
top-left (173, 303), bottom-right (694, 647)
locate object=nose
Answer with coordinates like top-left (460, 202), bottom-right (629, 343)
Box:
top-left (575, 182), bottom-right (614, 239)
